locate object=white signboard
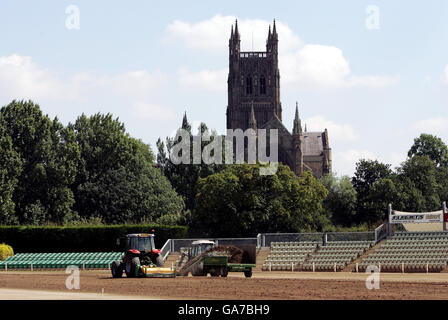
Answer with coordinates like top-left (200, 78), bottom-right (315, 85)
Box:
top-left (389, 211), bottom-right (443, 224)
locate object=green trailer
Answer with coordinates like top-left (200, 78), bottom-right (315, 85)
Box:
top-left (177, 241), bottom-right (256, 278)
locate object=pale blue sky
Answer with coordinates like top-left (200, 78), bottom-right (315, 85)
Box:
top-left (0, 1), bottom-right (447, 176)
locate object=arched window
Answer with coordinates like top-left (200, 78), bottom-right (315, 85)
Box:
top-left (260, 75), bottom-right (266, 95)
top-left (246, 76), bottom-right (253, 95)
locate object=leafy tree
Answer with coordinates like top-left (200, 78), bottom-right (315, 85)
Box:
top-left (0, 131), bottom-right (22, 224)
top-left (352, 159), bottom-right (393, 224)
top-left (408, 134), bottom-right (448, 167)
top-left (157, 115), bottom-right (226, 211)
top-left (70, 113), bottom-right (184, 224)
top-left (0, 100), bottom-right (79, 224)
top-left (320, 174), bottom-right (357, 227)
top-left (397, 155), bottom-right (440, 211)
top-left (436, 166), bottom-right (448, 205)
top-left (192, 163), bottom-right (328, 237)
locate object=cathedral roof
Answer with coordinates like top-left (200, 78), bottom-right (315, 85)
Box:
top-left (302, 132), bottom-right (324, 156)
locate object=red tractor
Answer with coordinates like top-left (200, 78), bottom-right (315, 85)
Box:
top-left (111, 233), bottom-right (174, 278)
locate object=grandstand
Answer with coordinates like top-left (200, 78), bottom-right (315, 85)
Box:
top-left (261, 240), bottom-right (372, 272)
top-left (357, 231), bottom-right (448, 272)
top-left (302, 240), bottom-right (372, 271)
top-left (0, 252), bottom-right (122, 270)
top-left (261, 241), bottom-right (319, 271)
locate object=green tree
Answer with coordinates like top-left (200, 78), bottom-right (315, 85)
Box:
top-left (157, 115), bottom-right (226, 211)
top-left (397, 155), bottom-right (440, 211)
top-left (192, 163), bottom-right (328, 237)
top-left (320, 174), bottom-right (357, 227)
top-left (70, 113), bottom-right (184, 224)
top-left (408, 134), bottom-right (448, 167)
top-left (0, 131), bottom-right (22, 224)
top-left (0, 100), bottom-right (79, 224)
top-left (352, 159), bottom-right (393, 224)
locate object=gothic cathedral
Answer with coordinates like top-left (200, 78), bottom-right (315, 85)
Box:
top-left (226, 20), bottom-right (332, 177)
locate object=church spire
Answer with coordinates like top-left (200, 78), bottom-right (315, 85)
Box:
top-left (249, 102), bottom-right (257, 129)
top-left (272, 19), bottom-right (278, 39)
top-left (293, 102), bottom-right (302, 135)
top-left (231, 24), bottom-right (234, 38)
top-left (234, 19), bottom-right (240, 39)
top-left (181, 111), bottom-right (191, 131)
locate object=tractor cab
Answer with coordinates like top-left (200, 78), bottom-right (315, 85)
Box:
top-left (122, 233), bottom-right (155, 253)
top-left (190, 240), bottom-right (215, 258)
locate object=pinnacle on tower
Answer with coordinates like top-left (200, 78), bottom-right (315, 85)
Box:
top-left (234, 19), bottom-right (240, 39)
top-left (249, 102), bottom-right (257, 129)
top-left (293, 102), bottom-right (302, 135)
top-left (231, 24), bottom-right (234, 38)
top-left (181, 111), bottom-right (190, 131)
top-left (272, 19), bottom-right (278, 39)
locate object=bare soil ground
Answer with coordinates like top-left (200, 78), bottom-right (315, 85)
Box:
top-left (1, 271), bottom-right (448, 300)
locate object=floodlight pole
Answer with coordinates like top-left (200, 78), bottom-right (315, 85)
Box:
top-left (443, 201), bottom-right (447, 232)
top-left (387, 203), bottom-right (393, 237)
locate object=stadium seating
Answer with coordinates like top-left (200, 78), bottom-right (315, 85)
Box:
top-left (302, 241), bottom-right (372, 271)
top-left (262, 240), bottom-right (372, 272)
top-left (0, 252), bottom-right (123, 270)
top-left (358, 231), bottom-right (448, 272)
top-left (262, 241), bottom-right (319, 271)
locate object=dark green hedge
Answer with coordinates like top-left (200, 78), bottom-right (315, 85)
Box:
top-left (0, 225), bottom-right (188, 253)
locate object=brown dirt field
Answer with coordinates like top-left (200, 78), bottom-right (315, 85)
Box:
top-left (1, 271), bottom-right (448, 300)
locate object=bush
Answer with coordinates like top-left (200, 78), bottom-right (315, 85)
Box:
top-left (0, 225), bottom-right (188, 253)
top-left (0, 243), bottom-right (14, 260)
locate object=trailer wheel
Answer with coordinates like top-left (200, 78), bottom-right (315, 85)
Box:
top-left (210, 270), bottom-right (219, 277)
top-left (125, 257), bottom-right (140, 278)
top-left (111, 260), bottom-right (123, 278)
top-left (244, 269), bottom-right (252, 278)
top-left (220, 267), bottom-right (228, 278)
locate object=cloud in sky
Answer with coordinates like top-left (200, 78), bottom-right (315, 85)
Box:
top-left (334, 149), bottom-right (377, 177)
top-left (165, 14), bottom-right (302, 54)
top-left (442, 65), bottom-right (448, 84)
top-left (303, 115), bottom-right (359, 142)
top-left (0, 54), bottom-right (177, 122)
top-left (178, 67), bottom-right (227, 92)
top-left (166, 15), bottom-right (399, 90)
top-left (414, 117), bottom-right (448, 135)
top-left (0, 54), bottom-right (77, 101)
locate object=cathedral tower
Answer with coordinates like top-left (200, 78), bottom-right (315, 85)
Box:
top-left (226, 20), bottom-right (282, 131)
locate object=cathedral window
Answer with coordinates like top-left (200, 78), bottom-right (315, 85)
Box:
top-left (246, 76), bottom-right (253, 95)
top-left (260, 76), bottom-right (266, 95)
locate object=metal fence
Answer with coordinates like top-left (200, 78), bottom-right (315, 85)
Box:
top-left (259, 233), bottom-right (325, 247)
top-left (374, 223), bottom-right (389, 243)
top-left (326, 232), bottom-right (375, 242)
top-left (161, 237), bottom-right (257, 259)
top-left (160, 228), bottom-right (384, 260)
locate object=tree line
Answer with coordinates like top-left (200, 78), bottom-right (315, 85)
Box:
top-left (0, 100), bottom-right (184, 225)
top-left (1, 100), bottom-right (447, 238)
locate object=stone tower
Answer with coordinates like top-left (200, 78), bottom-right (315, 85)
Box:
top-left (224, 19), bottom-right (332, 178)
top-left (226, 19), bottom-right (282, 131)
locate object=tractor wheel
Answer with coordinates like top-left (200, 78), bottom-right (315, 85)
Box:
top-left (111, 260), bottom-right (123, 278)
top-left (125, 257), bottom-right (140, 278)
top-left (244, 269), bottom-right (252, 278)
